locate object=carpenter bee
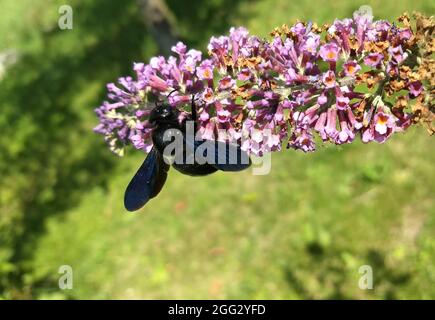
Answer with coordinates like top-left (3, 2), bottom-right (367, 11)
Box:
top-left (124, 96), bottom-right (251, 211)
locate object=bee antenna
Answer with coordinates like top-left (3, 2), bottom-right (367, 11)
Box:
top-left (167, 88), bottom-right (179, 99)
top-left (153, 89), bottom-right (178, 108)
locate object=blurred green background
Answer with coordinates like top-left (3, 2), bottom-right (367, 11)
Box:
top-left (0, 0), bottom-right (434, 299)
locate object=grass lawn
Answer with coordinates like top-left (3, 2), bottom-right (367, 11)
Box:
top-left (30, 128), bottom-right (435, 299)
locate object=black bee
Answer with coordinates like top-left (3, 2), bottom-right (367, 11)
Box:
top-left (124, 97), bottom-right (251, 211)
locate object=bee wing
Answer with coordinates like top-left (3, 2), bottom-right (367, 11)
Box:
top-left (210, 140), bottom-right (251, 171)
top-left (186, 138), bottom-right (251, 172)
top-left (124, 148), bottom-right (169, 211)
top-left (150, 152), bottom-right (170, 198)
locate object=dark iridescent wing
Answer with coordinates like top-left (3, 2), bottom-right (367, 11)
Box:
top-left (170, 136), bottom-right (217, 176)
top-left (187, 139), bottom-right (251, 172)
top-left (124, 148), bottom-right (169, 211)
top-left (150, 151), bottom-right (170, 198)
top-left (208, 140), bottom-right (251, 171)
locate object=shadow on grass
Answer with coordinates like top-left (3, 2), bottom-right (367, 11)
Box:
top-left (0, 0), bottom-right (147, 296)
top-left (167, 0), bottom-right (250, 47)
top-left (0, 0), bottom-right (250, 297)
top-left (284, 244), bottom-right (411, 299)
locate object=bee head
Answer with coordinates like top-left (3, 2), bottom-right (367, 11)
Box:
top-left (149, 103), bottom-right (179, 126)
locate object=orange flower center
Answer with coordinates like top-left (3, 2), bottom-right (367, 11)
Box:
top-left (325, 76), bottom-right (335, 86)
top-left (326, 51), bottom-right (336, 60)
top-left (203, 69), bottom-right (212, 78)
top-left (369, 55), bottom-right (379, 62)
top-left (221, 78), bottom-right (231, 86)
top-left (377, 114), bottom-right (389, 125)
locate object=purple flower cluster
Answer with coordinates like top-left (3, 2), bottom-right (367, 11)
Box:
top-left (94, 8), bottom-right (433, 156)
